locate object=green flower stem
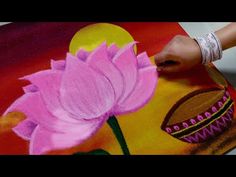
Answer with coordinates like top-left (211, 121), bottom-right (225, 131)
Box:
top-left (107, 115), bottom-right (130, 155)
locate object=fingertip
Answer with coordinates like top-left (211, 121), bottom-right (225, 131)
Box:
top-left (154, 54), bottom-right (159, 62)
top-left (154, 53), bottom-right (159, 59)
top-left (154, 54), bottom-right (163, 66)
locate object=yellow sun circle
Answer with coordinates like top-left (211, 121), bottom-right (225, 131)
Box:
top-left (69, 23), bottom-right (136, 55)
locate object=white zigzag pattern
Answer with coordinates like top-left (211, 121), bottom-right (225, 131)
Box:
top-left (182, 114), bottom-right (232, 143)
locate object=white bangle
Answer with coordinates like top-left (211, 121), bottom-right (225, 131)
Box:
top-left (194, 32), bottom-right (223, 65)
top-left (208, 32), bottom-right (223, 60)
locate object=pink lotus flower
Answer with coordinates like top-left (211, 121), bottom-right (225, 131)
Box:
top-left (3, 42), bottom-right (158, 155)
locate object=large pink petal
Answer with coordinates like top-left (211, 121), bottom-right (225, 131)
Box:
top-left (107, 43), bottom-right (119, 59)
top-left (22, 70), bottom-right (78, 123)
top-left (137, 52), bottom-right (152, 68)
top-left (4, 92), bottom-right (83, 133)
top-left (29, 117), bottom-right (105, 155)
top-left (86, 43), bottom-right (124, 102)
top-left (60, 54), bottom-right (115, 120)
top-left (12, 119), bottom-right (38, 140)
top-left (114, 66), bottom-right (158, 115)
top-left (112, 42), bottom-right (138, 104)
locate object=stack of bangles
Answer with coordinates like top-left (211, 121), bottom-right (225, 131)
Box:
top-left (194, 32), bottom-right (223, 65)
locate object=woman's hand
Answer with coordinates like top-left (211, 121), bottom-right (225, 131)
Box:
top-left (154, 35), bottom-right (202, 73)
top-left (155, 23), bottom-right (236, 73)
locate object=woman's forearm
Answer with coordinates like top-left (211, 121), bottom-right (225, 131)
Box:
top-left (215, 22), bottom-right (236, 50)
